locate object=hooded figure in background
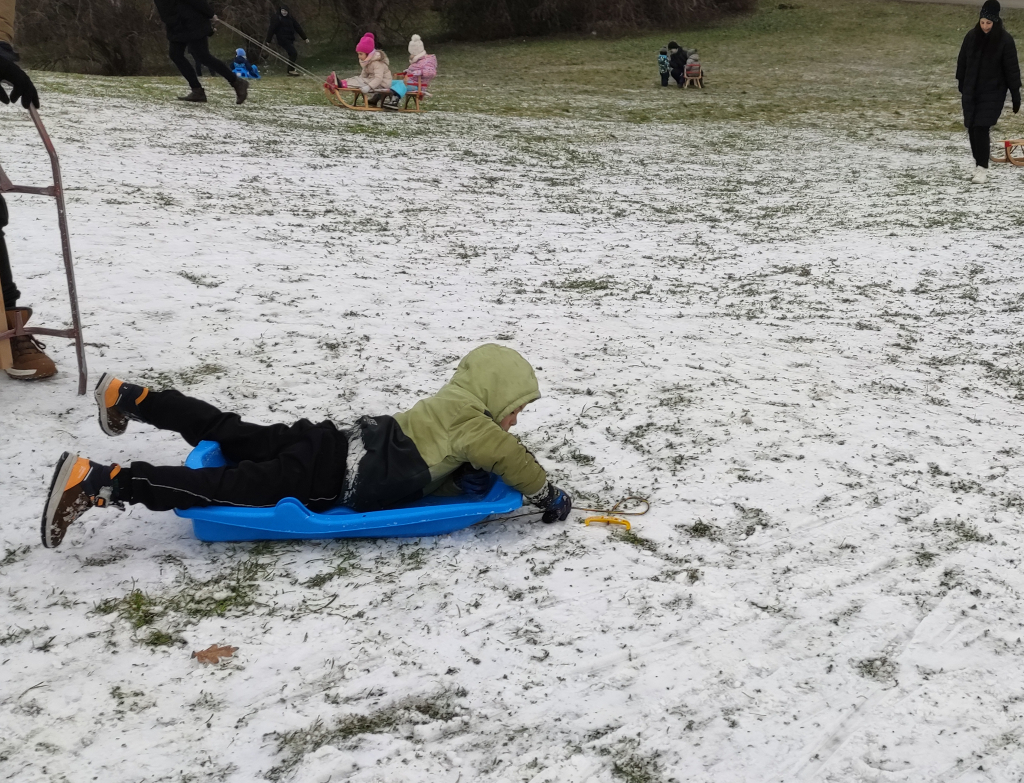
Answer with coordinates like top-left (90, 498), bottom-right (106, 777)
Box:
top-left (956, 0), bottom-right (1021, 183)
top-left (265, 5), bottom-right (309, 76)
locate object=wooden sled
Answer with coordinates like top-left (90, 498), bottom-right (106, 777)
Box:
top-left (991, 139), bottom-right (1024, 166)
top-left (323, 72), bottom-right (431, 113)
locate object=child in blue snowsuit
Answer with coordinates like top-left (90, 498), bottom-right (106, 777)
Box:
top-left (232, 48), bottom-right (260, 80)
top-left (658, 48), bottom-right (670, 87)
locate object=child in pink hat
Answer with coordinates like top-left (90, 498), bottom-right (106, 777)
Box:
top-left (327, 32), bottom-right (392, 96)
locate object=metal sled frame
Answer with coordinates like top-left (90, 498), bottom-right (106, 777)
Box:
top-left (991, 139), bottom-right (1024, 166)
top-left (0, 106), bottom-right (87, 394)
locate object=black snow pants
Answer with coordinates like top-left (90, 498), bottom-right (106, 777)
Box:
top-left (0, 194), bottom-right (20, 309)
top-left (276, 39), bottom-right (299, 69)
top-left (168, 37), bottom-right (237, 91)
top-left (126, 389), bottom-right (349, 512)
top-left (969, 125), bottom-right (992, 168)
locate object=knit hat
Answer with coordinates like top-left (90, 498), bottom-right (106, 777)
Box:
top-left (668, 40), bottom-right (679, 50)
top-left (356, 32), bottom-right (375, 55)
top-left (236, 48), bottom-right (246, 58)
top-left (409, 34), bottom-right (425, 58)
top-left (981, 0), bottom-right (1000, 21)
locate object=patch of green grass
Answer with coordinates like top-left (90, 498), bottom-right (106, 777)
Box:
top-left (93, 554), bottom-right (274, 642)
top-left (265, 692), bottom-right (466, 781)
top-left (688, 520), bottom-right (719, 540)
top-left (854, 656), bottom-right (897, 683)
top-left (0, 546), bottom-right (30, 568)
top-left (615, 529), bottom-right (659, 552)
top-left (176, 270), bottom-right (222, 288)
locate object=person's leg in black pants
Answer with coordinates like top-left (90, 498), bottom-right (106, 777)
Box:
top-left (282, 41), bottom-right (299, 72)
top-left (670, 68), bottom-right (684, 86)
top-left (123, 389), bottom-right (348, 512)
top-left (0, 194), bottom-right (21, 310)
top-left (168, 40), bottom-right (203, 91)
top-left (968, 125), bottom-right (991, 168)
top-left (186, 36), bottom-right (237, 85)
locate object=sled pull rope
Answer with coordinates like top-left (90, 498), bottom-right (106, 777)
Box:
top-left (500, 495), bottom-right (650, 523)
top-left (213, 17), bottom-right (323, 83)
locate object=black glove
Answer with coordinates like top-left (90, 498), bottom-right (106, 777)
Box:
top-left (0, 57), bottom-right (40, 110)
top-left (454, 466), bottom-right (490, 495)
top-left (539, 484), bottom-right (572, 524)
top-left (1013, 90), bottom-right (1021, 114)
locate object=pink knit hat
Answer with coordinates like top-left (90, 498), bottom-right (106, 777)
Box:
top-left (355, 33), bottom-right (375, 55)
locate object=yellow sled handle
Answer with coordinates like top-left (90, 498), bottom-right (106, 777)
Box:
top-left (584, 515), bottom-right (631, 531)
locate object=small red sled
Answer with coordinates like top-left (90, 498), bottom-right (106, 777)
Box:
top-left (0, 106), bottom-right (87, 395)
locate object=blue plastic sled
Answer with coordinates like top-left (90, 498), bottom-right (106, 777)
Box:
top-left (174, 441), bottom-right (523, 542)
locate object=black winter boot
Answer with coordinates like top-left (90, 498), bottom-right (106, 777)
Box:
top-left (233, 78), bottom-right (249, 105)
top-left (178, 88), bottom-right (207, 102)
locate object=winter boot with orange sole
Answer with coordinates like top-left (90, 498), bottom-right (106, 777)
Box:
top-left (93, 372), bottom-right (149, 436)
top-left (42, 453), bottom-right (125, 548)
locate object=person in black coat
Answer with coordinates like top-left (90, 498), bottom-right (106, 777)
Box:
top-left (956, 0), bottom-right (1021, 183)
top-left (153, 0), bottom-right (248, 104)
top-left (264, 5), bottom-right (309, 76)
top-left (668, 40), bottom-right (687, 87)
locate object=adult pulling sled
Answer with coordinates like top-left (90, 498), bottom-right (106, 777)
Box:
top-left (0, 106), bottom-right (87, 395)
top-left (175, 440), bottom-right (524, 542)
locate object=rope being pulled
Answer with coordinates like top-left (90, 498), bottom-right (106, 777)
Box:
top-left (499, 495), bottom-right (650, 525)
top-left (212, 17), bottom-right (323, 82)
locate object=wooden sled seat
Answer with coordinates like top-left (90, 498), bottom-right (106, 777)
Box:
top-left (991, 139), bottom-right (1024, 166)
top-left (684, 64), bottom-right (704, 89)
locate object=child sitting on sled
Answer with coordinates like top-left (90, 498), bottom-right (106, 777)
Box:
top-left (402, 34), bottom-right (437, 86)
top-left (42, 344), bottom-right (573, 548)
top-left (326, 32), bottom-right (393, 105)
top-left (231, 48), bottom-right (260, 80)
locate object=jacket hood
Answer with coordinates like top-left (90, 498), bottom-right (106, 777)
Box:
top-left (448, 344), bottom-right (540, 424)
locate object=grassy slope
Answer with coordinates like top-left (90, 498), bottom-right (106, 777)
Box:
top-left (30, 0), bottom-right (1024, 133)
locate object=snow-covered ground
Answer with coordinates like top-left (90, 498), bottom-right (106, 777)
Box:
top-left (4, 82), bottom-right (1024, 783)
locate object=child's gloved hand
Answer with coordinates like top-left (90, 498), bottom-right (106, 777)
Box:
top-left (541, 486), bottom-right (572, 523)
top-left (455, 467), bottom-right (490, 495)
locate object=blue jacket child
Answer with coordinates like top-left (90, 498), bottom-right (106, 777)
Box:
top-left (658, 48), bottom-right (670, 87)
top-left (232, 48), bottom-right (261, 79)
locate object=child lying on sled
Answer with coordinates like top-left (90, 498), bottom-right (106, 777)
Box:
top-left (42, 344), bottom-right (572, 548)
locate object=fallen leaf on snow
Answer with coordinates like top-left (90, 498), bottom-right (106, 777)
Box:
top-left (191, 644), bottom-right (238, 664)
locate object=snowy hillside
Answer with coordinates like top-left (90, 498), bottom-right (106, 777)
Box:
top-left (3, 81), bottom-right (1024, 782)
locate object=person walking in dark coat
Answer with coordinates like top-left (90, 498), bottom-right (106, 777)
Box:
top-left (956, 0), bottom-right (1021, 183)
top-left (153, 0), bottom-right (248, 104)
top-left (264, 5), bottom-right (309, 76)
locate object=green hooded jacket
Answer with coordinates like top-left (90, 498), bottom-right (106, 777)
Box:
top-left (394, 344), bottom-right (547, 497)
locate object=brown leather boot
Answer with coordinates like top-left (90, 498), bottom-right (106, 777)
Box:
top-left (5, 307), bottom-right (57, 380)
